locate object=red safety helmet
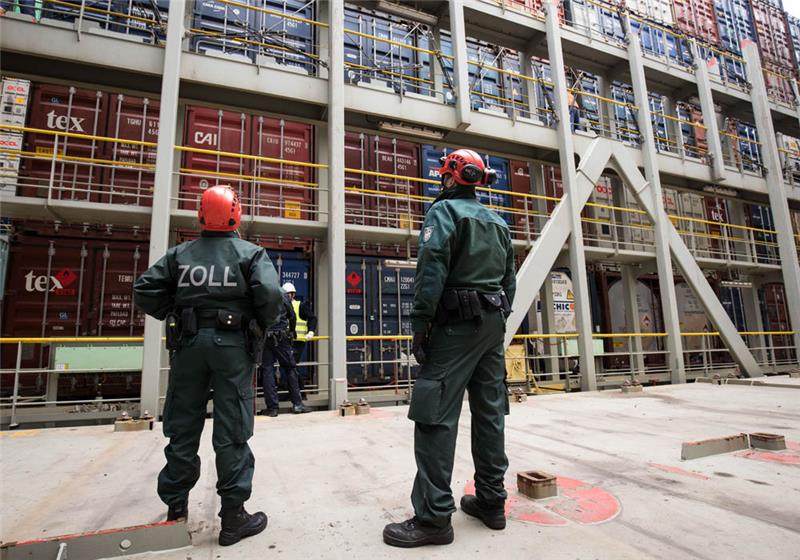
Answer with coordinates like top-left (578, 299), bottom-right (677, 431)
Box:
top-left (438, 149), bottom-right (497, 187)
top-left (198, 185), bottom-right (241, 231)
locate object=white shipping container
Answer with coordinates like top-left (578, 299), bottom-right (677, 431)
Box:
top-left (0, 132), bottom-right (24, 194)
top-left (777, 133), bottom-right (800, 183)
top-left (623, 0), bottom-right (674, 25)
top-left (1, 77), bottom-right (31, 126)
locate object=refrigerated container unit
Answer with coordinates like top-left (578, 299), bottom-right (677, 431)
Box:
top-left (343, 5), bottom-right (432, 95)
top-left (672, 0), bottom-right (721, 47)
top-left (18, 83), bottom-right (109, 201)
top-left (675, 101), bottom-right (707, 160)
top-left (1, 76), bottom-right (31, 126)
top-left (0, 130), bottom-right (23, 195)
top-left (344, 131), bottom-right (421, 229)
top-left (713, 0), bottom-right (754, 54)
top-left (180, 105), bottom-right (316, 220)
top-left (1, 225), bottom-right (148, 400)
top-left (103, 93), bottom-right (159, 206)
top-left (749, 0), bottom-right (795, 70)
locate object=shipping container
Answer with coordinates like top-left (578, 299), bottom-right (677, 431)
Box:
top-left (190, 0), bottom-right (259, 63)
top-left (564, 0), bottom-right (626, 43)
top-left (787, 13), bottom-right (800, 69)
top-left (675, 281), bottom-right (711, 352)
top-left (750, 0), bottom-right (795, 70)
top-left (420, 145), bottom-right (513, 225)
top-left (509, 160), bottom-right (538, 239)
top-left (675, 101), bottom-right (708, 160)
top-left (672, 0), bottom-right (721, 47)
top-left (744, 203), bottom-right (777, 264)
top-left (0, 131), bottom-right (23, 194)
top-left (344, 131), bottom-right (421, 229)
top-left (103, 93), bottom-right (159, 206)
top-left (251, 115), bottom-right (315, 220)
top-left (623, 0), bottom-right (674, 24)
top-left (604, 272), bottom-right (665, 367)
top-left (759, 283), bottom-right (794, 363)
top-left (724, 117), bottom-right (762, 173)
top-left (18, 83), bottom-right (108, 201)
top-left (343, 6), bottom-right (432, 95)
top-left (1, 225), bottom-right (148, 400)
top-left (180, 105), bottom-right (251, 212)
top-left (345, 255), bottom-right (418, 386)
top-left (254, 0), bottom-right (316, 74)
top-left (778, 133), bottom-right (800, 184)
top-left (1, 76), bottom-right (31, 126)
top-left (762, 63), bottom-right (797, 106)
top-left (629, 18), bottom-right (693, 66)
top-left (714, 0), bottom-right (754, 55)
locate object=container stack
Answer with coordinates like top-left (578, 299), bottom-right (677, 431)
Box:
top-left (0, 76), bottom-right (30, 195)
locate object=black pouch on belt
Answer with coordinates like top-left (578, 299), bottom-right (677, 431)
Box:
top-left (216, 310), bottom-right (242, 331)
top-left (436, 289), bottom-right (461, 324)
top-left (181, 307), bottom-right (198, 336)
top-left (165, 312), bottom-right (181, 351)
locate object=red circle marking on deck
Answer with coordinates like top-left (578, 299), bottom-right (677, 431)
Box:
top-left (463, 476), bottom-right (620, 526)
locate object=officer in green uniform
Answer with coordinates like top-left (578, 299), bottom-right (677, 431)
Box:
top-left (383, 149), bottom-right (516, 548)
top-left (133, 185), bottom-right (283, 547)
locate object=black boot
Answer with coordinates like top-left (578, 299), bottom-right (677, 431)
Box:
top-left (218, 506), bottom-right (268, 546)
top-left (383, 516), bottom-right (454, 548)
top-left (166, 501), bottom-right (188, 521)
top-left (460, 495), bottom-right (506, 530)
top-left (265, 409), bottom-right (278, 417)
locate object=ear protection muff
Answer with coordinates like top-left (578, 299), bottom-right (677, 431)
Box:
top-left (460, 163), bottom-right (484, 184)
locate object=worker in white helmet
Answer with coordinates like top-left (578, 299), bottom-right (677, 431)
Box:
top-left (281, 282), bottom-right (317, 393)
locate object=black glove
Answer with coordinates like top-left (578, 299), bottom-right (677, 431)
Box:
top-left (412, 331), bottom-right (428, 365)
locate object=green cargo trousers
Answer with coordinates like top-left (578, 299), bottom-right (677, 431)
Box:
top-left (158, 329), bottom-right (256, 510)
top-left (408, 310), bottom-right (509, 526)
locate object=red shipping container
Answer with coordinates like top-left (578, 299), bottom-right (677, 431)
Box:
top-left (180, 106), bottom-right (251, 211)
top-left (510, 160), bottom-right (535, 239)
top-left (103, 93), bottom-right (160, 206)
top-left (671, 0), bottom-right (720, 47)
top-left (19, 84), bottom-right (108, 201)
top-left (251, 115), bottom-right (315, 220)
top-left (344, 131), bottom-right (371, 226)
top-left (503, 0), bottom-right (564, 21)
top-left (369, 135), bottom-right (421, 230)
top-left (763, 63), bottom-right (797, 106)
top-left (750, 0), bottom-right (794, 70)
top-left (542, 164), bottom-right (563, 213)
top-left (761, 283), bottom-right (793, 362)
top-left (704, 195), bottom-right (728, 255)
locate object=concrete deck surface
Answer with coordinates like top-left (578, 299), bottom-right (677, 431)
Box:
top-left (1, 382), bottom-right (799, 560)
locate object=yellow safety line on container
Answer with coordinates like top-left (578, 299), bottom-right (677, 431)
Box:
top-left (721, 131), bottom-right (761, 145)
top-left (189, 29), bottom-right (322, 60)
top-left (0, 148), bottom-right (155, 170)
top-left (175, 145), bottom-right (327, 169)
top-left (45, 0), bottom-right (158, 26)
top-left (656, 112), bottom-right (709, 130)
top-left (344, 29), bottom-right (436, 56)
top-left (468, 61), bottom-right (541, 84)
top-left (179, 168), bottom-right (318, 188)
top-left (215, 0), bottom-right (327, 27)
top-left (344, 62), bottom-right (434, 85)
top-left (1, 124), bottom-right (157, 147)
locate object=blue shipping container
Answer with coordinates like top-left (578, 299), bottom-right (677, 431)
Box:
top-left (269, 250), bottom-right (311, 301)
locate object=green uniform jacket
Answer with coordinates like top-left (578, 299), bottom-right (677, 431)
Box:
top-left (411, 188), bottom-right (516, 333)
top-left (133, 231), bottom-right (283, 329)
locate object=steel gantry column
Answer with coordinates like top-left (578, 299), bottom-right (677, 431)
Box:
top-left (139, 0), bottom-right (185, 418)
top-left (448, 0), bottom-right (472, 130)
top-left (543, 0), bottom-right (596, 391)
top-left (692, 48), bottom-right (726, 183)
top-left (621, 265), bottom-right (646, 375)
top-left (327, 0), bottom-right (348, 409)
top-left (742, 40), bottom-right (800, 360)
top-left (626, 31), bottom-right (686, 384)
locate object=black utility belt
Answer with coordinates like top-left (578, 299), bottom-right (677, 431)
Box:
top-left (188, 308), bottom-right (248, 333)
top-left (435, 289), bottom-right (510, 324)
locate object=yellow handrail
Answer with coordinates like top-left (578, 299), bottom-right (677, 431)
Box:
top-left (214, 0), bottom-right (327, 28)
top-left (46, 0), bottom-right (158, 26)
top-left (1, 124), bottom-right (157, 147)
